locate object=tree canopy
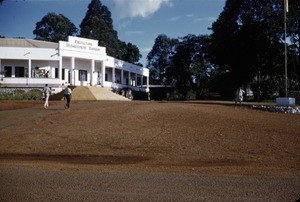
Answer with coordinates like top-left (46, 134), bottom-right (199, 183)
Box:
top-left (79, 0), bottom-right (120, 57)
top-left (33, 12), bottom-right (77, 42)
top-left (147, 0), bottom-right (299, 100)
top-left (79, 0), bottom-right (141, 64)
top-left (147, 34), bottom-right (179, 85)
top-left (209, 0), bottom-right (299, 99)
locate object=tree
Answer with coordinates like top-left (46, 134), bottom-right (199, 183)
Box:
top-left (209, 0), bottom-right (299, 100)
top-left (80, 0), bottom-right (141, 63)
top-left (169, 34), bottom-right (211, 99)
top-left (33, 12), bottom-right (77, 42)
top-left (79, 0), bottom-right (120, 58)
top-left (286, 0), bottom-right (300, 90)
top-left (121, 42), bottom-right (142, 65)
top-left (147, 34), bottom-right (179, 85)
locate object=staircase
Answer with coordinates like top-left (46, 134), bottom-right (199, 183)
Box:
top-left (50, 86), bottom-right (130, 101)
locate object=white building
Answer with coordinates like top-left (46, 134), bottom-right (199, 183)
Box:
top-left (0, 36), bottom-right (149, 93)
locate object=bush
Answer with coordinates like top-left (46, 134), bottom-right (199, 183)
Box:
top-left (23, 89), bottom-right (43, 100)
top-left (0, 92), bottom-right (13, 100)
top-left (0, 88), bottom-right (43, 100)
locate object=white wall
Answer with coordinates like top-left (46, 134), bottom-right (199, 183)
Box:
top-left (0, 47), bottom-right (59, 61)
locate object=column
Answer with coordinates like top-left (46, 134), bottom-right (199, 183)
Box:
top-left (147, 76), bottom-right (149, 88)
top-left (28, 59), bottom-right (31, 78)
top-left (12, 66), bottom-right (15, 77)
top-left (91, 59), bottom-right (95, 86)
top-left (146, 76), bottom-right (150, 95)
top-left (141, 76), bottom-right (143, 87)
top-left (58, 56), bottom-right (62, 80)
top-left (112, 67), bottom-right (115, 83)
top-left (71, 57), bottom-right (75, 85)
top-left (101, 61), bottom-right (105, 87)
top-left (0, 59), bottom-right (2, 81)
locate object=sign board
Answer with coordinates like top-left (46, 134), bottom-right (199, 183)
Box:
top-left (59, 36), bottom-right (106, 55)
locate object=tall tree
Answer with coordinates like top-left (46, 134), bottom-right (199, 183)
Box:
top-left (33, 12), bottom-right (77, 42)
top-left (80, 0), bottom-right (141, 63)
top-left (80, 0), bottom-right (120, 57)
top-left (147, 34), bottom-right (179, 85)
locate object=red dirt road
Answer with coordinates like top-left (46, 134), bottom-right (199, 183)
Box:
top-left (0, 100), bottom-right (299, 201)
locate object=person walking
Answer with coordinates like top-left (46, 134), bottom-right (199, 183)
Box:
top-left (43, 84), bottom-right (51, 109)
top-left (64, 85), bottom-right (72, 109)
top-left (235, 87), bottom-right (245, 106)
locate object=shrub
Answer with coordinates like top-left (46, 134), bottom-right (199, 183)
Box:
top-left (25, 89), bottom-right (43, 100)
top-left (0, 88), bottom-right (43, 100)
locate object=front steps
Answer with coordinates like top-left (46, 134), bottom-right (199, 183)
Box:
top-left (50, 86), bottom-right (130, 101)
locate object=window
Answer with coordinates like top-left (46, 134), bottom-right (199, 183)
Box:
top-left (15, 66), bottom-right (25, 77)
top-left (4, 66), bottom-right (12, 77)
top-left (62, 68), bottom-right (65, 80)
top-left (55, 68), bottom-right (59, 78)
top-left (79, 70), bottom-right (87, 81)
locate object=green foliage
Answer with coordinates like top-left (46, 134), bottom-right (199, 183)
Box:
top-left (0, 89), bottom-right (43, 100)
top-left (33, 12), bottom-right (78, 42)
top-left (121, 42), bottom-right (142, 64)
top-left (208, 0), bottom-right (299, 100)
top-left (147, 34), bottom-right (179, 85)
top-left (79, 0), bottom-right (141, 64)
top-left (167, 34), bottom-right (212, 99)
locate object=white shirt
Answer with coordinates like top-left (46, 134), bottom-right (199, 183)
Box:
top-left (64, 87), bottom-right (72, 95)
top-left (44, 87), bottom-right (51, 96)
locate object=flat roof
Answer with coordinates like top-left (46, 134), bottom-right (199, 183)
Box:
top-left (0, 38), bottom-right (58, 49)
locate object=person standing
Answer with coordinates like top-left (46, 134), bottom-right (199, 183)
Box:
top-left (43, 84), bottom-right (51, 109)
top-left (64, 85), bottom-right (72, 109)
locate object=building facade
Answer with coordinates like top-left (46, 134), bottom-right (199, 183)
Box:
top-left (0, 36), bottom-right (149, 93)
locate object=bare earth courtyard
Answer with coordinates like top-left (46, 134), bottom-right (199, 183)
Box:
top-left (0, 100), bottom-right (299, 201)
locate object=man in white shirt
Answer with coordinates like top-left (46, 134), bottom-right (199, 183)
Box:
top-left (235, 87), bottom-right (245, 106)
top-left (43, 84), bottom-right (51, 109)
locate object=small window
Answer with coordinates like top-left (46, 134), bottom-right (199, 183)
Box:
top-left (79, 70), bottom-right (87, 81)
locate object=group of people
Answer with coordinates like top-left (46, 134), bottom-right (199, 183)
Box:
top-left (43, 84), bottom-right (72, 110)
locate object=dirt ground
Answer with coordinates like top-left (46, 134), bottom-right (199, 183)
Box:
top-left (0, 100), bottom-right (299, 201)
